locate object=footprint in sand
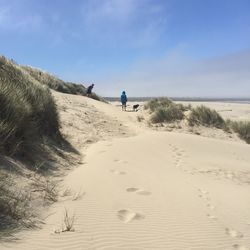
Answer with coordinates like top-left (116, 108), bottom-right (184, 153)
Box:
top-left (225, 228), bottom-right (244, 238)
top-left (110, 169), bottom-right (126, 175)
top-left (126, 187), bottom-right (139, 192)
top-left (137, 190), bottom-right (151, 196)
top-left (206, 204), bottom-right (215, 210)
top-left (198, 189), bottom-right (210, 201)
top-left (126, 187), bottom-right (151, 196)
top-left (233, 244), bottom-right (249, 250)
top-left (117, 209), bottom-right (145, 223)
top-left (207, 214), bottom-right (217, 220)
top-left (198, 189), bottom-right (208, 195)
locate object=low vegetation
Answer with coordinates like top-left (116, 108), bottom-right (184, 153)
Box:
top-left (229, 120), bottom-right (250, 144)
top-left (144, 97), bottom-right (174, 113)
top-left (0, 55), bottom-right (77, 233)
top-left (0, 56), bottom-right (60, 157)
top-left (151, 105), bottom-right (184, 123)
top-left (145, 98), bottom-right (187, 123)
top-left (145, 98), bottom-right (250, 144)
top-left (22, 65), bottom-right (103, 101)
top-left (188, 105), bottom-right (225, 128)
top-left (0, 173), bottom-right (32, 225)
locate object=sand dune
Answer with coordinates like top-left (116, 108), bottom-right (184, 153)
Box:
top-left (1, 93), bottom-right (250, 250)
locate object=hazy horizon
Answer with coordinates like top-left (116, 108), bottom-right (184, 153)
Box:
top-left (105, 96), bottom-right (250, 100)
top-left (1, 0), bottom-right (249, 97)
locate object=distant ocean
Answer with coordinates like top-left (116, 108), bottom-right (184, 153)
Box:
top-left (105, 97), bottom-right (250, 104)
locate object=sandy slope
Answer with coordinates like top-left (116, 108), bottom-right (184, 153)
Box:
top-left (1, 93), bottom-right (250, 250)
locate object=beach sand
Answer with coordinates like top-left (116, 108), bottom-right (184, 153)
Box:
top-left (1, 93), bottom-right (250, 250)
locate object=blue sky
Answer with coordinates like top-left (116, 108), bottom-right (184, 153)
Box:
top-left (0, 0), bottom-right (250, 97)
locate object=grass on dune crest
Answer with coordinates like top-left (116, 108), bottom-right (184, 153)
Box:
top-left (0, 55), bottom-right (72, 230)
top-left (229, 120), bottom-right (250, 144)
top-left (0, 56), bottom-right (60, 157)
top-left (22, 65), bottom-right (103, 101)
top-left (188, 105), bottom-right (225, 128)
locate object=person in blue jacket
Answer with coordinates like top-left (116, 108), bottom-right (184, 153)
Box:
top-left (120, 91), bottom-right (127, 111)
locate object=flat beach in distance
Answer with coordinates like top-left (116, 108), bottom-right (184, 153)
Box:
top-left (2, 92), bottom-right (250, 250)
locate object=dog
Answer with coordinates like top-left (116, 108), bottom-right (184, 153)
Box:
top-left (133, 104), bottom-right (140, 112)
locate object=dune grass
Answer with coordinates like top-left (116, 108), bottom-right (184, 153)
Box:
top-left (0, 172), bottom-right (31, 224)
top-left (144, 97), bottom-right (250, 144)
top-left (188, 105), bottom-right (225, 128)
top-left (22, 66), bottom-right (103, 101)
top-left (151, 104), bottom-right (184, 123)
top-left (145, 98), bottom-right (186, 123)
top-left (0, 57), bottom-right (60, 157)
top-left (0, 56), bottom-right (65, 229)
top-left (229, 120), bottom-right (250, 144)
top-left (144, 97), bottom-right (174, 113)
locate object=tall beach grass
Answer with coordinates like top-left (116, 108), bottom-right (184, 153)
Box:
top-left (0, 56), bottom-right (60, 157)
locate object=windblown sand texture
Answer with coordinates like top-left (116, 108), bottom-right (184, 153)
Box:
top-left (1, 93), bottom-right (250, 250)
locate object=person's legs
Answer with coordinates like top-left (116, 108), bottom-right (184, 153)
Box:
top-left (122, 103), bottom-right (126, 111)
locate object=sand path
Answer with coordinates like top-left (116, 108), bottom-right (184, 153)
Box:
top-left (1, 97), bottom-right (250, 250)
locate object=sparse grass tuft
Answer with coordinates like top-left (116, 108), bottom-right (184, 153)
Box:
top-left (137, 115), bottom-right (144, 122)
top-left (31, 176), bottom-right (59, 203)
top-left (188, 105), bottom-right (225, 128)
top-left (0, 173), bottom-right (32, 224)
top-left (62, 208), bottom-right (75, 232)
top-left (54, 208), bottom-right (75, 233)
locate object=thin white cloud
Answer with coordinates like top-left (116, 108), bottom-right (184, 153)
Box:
top-left (80, 0), bottom-right (168, 47)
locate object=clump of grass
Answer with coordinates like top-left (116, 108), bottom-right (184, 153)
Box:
top-left (63, 208), bottom-right (75, 232)
top-left (188, 105), bottom-right (225, 128)
top-left (144, 98), bottom-right (185, 124)
top-left (54, 208), bottom-right (75, 233)
top-left (144, 97), bottom-right (173, 113)
top-left (0, 56), bottom-right (60, 157)
top-left (151, 105), bottom-right (184, 123)
top-left (230, 120), bottom-right (250, 144)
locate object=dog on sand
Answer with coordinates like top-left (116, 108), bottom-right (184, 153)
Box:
top-left (133, 104), bottom-right (139, 112)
